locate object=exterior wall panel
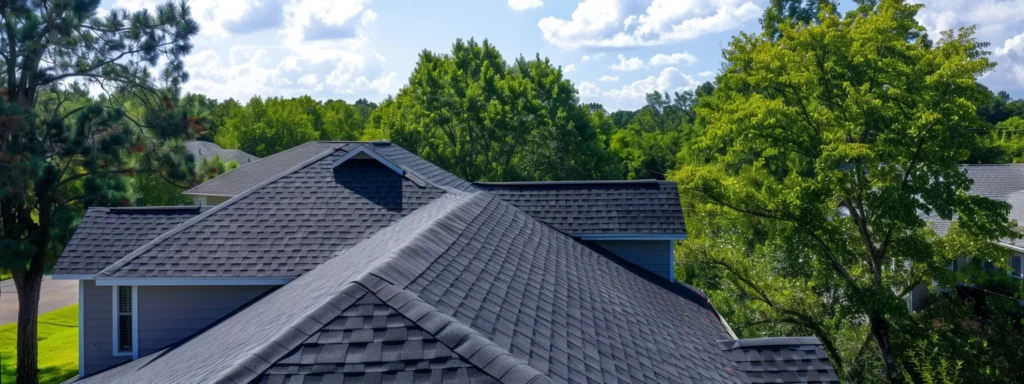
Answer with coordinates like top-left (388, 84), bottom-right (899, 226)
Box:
top-left (136, 285), bottom-right (271, 356)
top-left (81, 280), bottom-right (130, 376)
top-left (592, 240), bottom-right (674, 281)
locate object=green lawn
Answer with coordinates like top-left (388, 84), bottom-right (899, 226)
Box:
top-left (0, 271), bottom-right (10, 281)
top-left (0, 305), bottom-right (78, 384)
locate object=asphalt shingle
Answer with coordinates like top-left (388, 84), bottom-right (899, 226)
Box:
top-left (718, 337), bottom-right (840, 384)
top-left (185, 140), bottom-right (259, 166)
top-left (476, 180), bottom-right (685, 236)
top-left (52, 206), bottom-right (203, 275)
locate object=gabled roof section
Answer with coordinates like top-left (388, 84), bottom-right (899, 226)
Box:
top-left (331, 142), bottom-right (404, 175)
top-left (186, 141), bottom-right (477, 197)
top-left (96, 143), bottom-right (448, 279)
top-left (718, 337), bottom-right (840, 383)
top-left (79, 192), bottom-right (760, 383)
top-left (476, 179), bottom-right (686, 237)
top-left (185, 141), bottom-right (259, 166)
top-left (52, 206), bottom-right (204, 276)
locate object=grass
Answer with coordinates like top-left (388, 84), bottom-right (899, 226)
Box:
top-left (0, 271), bottom-right (9, 281)
top-left (0, 305), bottom-right (78, 384)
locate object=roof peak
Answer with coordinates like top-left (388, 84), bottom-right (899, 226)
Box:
top-left (476, 179), bottom-right (664, 187)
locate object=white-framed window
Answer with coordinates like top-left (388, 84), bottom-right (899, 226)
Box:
top-left (112, 286), bottom-right (137, 358)
top-left (1011, 256), bottom-right (1024, 279)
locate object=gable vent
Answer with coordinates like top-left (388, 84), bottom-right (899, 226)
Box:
top-left (332, 145), bottom-right (404, 175)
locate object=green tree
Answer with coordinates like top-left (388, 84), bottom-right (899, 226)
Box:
top-left (0, 1), bottom-right (197, 383)
top-left (675, 1), bottom-right (1015, 382)
top-left (217, 96), bottom-right (319, 157)
top-left (610, 90), bottom-right (707, 179)
top-left (367, 38), bottom-right (619, 181)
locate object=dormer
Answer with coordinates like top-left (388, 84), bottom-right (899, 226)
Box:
top-left (331, 142), bottom-right (403, 175)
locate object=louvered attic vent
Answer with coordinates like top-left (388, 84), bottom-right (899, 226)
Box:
top-left (331, 143), bottom-right (404, 175)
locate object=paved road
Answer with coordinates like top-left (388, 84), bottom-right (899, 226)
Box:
top-left (0, 276), bottom-right (79, 325)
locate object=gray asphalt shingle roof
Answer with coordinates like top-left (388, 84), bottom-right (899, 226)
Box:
top-left (52, 206), bottom-right (203, 275)
top-left (98, 144), bottom-right (448, 278)
top-left (718, 337), bottom-right (839, 384)
top-left (927, 164), bottom-right (1024, 238)
top-left (185, 141), bottom-right (259, 166)
top-left (77, 191), bottom-right (762, 383)
top-left (476, 180), bottom-right (685, 236)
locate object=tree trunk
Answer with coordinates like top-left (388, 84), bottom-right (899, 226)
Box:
top-left (869, 312), bottom-right (902, 384)
top-left (12, 262), bottom-right (43, 384)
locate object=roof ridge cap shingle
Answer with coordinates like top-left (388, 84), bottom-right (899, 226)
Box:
top-left (370, 282), bottom-right (550, 384)
top-left (184, 141), bottom-right (331, 195)
top-left (97, 144), bottom-right (346, 277)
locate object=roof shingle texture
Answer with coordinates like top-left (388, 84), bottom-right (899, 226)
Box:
top-left (99, 146), bottom-right (447, 278)
top-left (185, 140), bottom-right (259, 166)
top-left (718, 338), bottom-right (840, 384)
top-left (476, 180), bottom-right (685, 235)
top-left (77, 191), bottom-right (751, 383)
top-left (52, 207), bottom-right (202, 275)
top-left (927, 164), bottom-right (1024, 237)
top-left (186, 141), bottom-right (477, 197)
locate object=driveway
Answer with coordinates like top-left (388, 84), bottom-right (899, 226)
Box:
top-left (0, 276), bottom-right (79, 325)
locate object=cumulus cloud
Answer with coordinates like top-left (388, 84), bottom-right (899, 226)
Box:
top-left (564, 63), bottom-right (578, 73)
top-left (650, 52), bottom-right (697, 66)
top-left (602, 67), bottom-right (700, 109)
top-left (581, 53), bottom-right (606, 62)
top-left (610, 54), bottom-right (645, 71)
top-left (698, 70), bottom-right (715, 77)
top-left (538, 0), bottom-right (762, 48)
top-left (508, 0), bottom-right (544, 11)
top-left (598, 75), bottom-right (619, 82)
top-left (911, 1), bottom-right (1024, 88)
top-left (578, 81), bottom-right (602, 97)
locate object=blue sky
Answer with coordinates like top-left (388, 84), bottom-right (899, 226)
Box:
top-left (106, 0), bottom-right (1024, 111)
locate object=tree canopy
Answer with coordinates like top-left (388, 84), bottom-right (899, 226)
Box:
top-left (675, 1), bottom-right (1021, 382)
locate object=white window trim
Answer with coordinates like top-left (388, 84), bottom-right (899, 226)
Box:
top-left (111, 286), bottom-right (138, 359)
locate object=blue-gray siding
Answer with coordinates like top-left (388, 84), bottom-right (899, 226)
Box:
top-left (80, 282), bottom-right (272, 376)
top-left (592, 240), bottom-right (674, 281)
top-left (137, 285), bottom-right (271, 356)
top-left (81, 280), bottom-right (129, 376)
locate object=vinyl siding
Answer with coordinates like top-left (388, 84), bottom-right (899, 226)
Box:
top-left (592, 240), bottom-right (674, 281)
top-left (136, 285), bottom-right (271, 356)
top-left (81, 280), bottom-right (130, 376)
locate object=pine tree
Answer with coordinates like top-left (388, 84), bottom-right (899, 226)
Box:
top-left (0, 1), bottom-right (198, 382)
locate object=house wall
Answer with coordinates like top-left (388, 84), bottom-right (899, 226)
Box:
top-left (137, 285), bottom-right (271, 356)
top-left (191, 194), bottom-right (231, 206)
top-left (81, 280), bottom-right (130, 376)
top-left (80, 282), bottom-right (272, 376)
top-left (592, 240), bottom-right (674, 281)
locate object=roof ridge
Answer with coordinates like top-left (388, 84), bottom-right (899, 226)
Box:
top-left (367, 282), bottom-right (550, 384)
top-left (97, 144), bottom-right (346, 277)
top-left (184, 141), bottom-right (336, 195)
top-left (211, 192), bottom-right (489, 383)
top-left (475, 179), bottom-right (663, 187)
top-left (104, 206), bottom-right (202, 212)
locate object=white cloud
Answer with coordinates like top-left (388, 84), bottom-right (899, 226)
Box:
top-left (598, 75), bottom-right (619, 82)
top-left (912, 1), bottom-right (1024, 88)
top-left (508, 0), bottom-right (544, 11)
top-left (698, 70), bottom-right (715, 77)
top-left (538, 0), bottom-right (762, 48)
top-left (578, 81), bottom-right (602, 97)
top-left (581, 53), bottom-right (606, 62)
top-left (650, 52), bottom-right (697, 66)
top-left (602, 67), bottom-right (700, 108)
top-left (564, 63), bottom-right (578, 73)
top-left (610, 54), bottom-right (645, 71)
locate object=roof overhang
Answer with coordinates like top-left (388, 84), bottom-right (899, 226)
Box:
top-left (332, 145), bottom-right (404, 175)
top-left (52, 274), bottom-right (96, 280)
top-left (575, 233), bottom-right (687, 241)
top-left (93, 277), bottom-right (294, 286)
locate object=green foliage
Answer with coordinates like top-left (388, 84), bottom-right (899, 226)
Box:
top-left (217, 96), bottom-right (372, 157)
top-left (0, 305), bottom-right (79, 384)
top-left (130, 154), bottom-right (239, 206)
top-left (900, 342), bottom-right (961, 384)
top-left (674, 1), bottom-right (1017, 382)
top-left (0, 1), bottom-right (197, 381)
top-left (609, 90), bottom-right (708, 179)
top-left (366, 38), bottom-right (621, 181)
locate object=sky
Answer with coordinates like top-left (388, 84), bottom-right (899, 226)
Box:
top-left (104, 0), bottom-right (1024, 111)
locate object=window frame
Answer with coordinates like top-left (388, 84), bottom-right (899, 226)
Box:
top-left (111, 286), bottom-right (138, 358)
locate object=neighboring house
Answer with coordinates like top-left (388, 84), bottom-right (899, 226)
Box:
top-left (185, 140), bottom-right (260, 166)
top-left (911, 164), bottom-right (1024, 310)
top-left (54, 141), bottom-right (838, 383)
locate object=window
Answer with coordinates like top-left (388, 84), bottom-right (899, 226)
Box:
top-left (1012, 256), bottom-right (1024, 279)
top-left (112, 286), bottom-right (136, 357)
